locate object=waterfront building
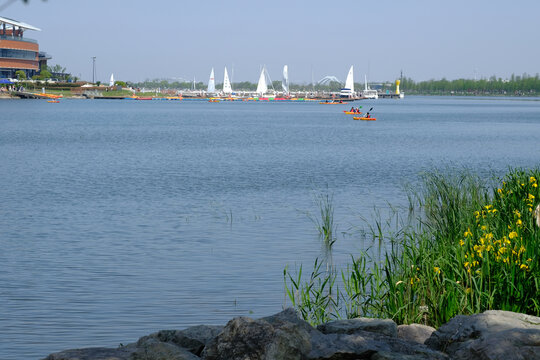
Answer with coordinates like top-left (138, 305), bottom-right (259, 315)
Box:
top-left (0, 16), bottom-right (45, 79)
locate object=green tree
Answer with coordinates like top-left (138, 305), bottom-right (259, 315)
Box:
top-left (39, 69), bottom-right (52, 79)
top-left (50, 64), bottom-right (66, 74)
top-left (15, 70), bottom-right (26, 80)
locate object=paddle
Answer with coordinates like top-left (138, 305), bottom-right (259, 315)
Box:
top-left (365, 107), bottom-right (373, 118)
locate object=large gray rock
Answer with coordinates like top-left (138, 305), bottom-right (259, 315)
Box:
top-left (42, 346), bottom-right (135, 360)
top-left (202, 310), bottom-right (312, 360)
top-left (317, 318), bottom-right (398, 338)
top-left (397, 324), bottom-right (436, 344)
top-left (137, 325), bottom-right (223, 356)
top-left (132, 337), bottom-right (200, 360)
top-left (202, 308), bottom-right (446, 360)
top-left (425, 310), bottom-right (540, 359)
top-left (43, 341), bottom-right (200, 360)
top-left (307, 329), bottom-right (448, 360)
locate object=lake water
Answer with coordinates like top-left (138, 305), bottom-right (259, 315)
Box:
top-left (1, 96), bottom-right (540, 359)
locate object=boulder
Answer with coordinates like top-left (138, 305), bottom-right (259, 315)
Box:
top-left (425, 310), bottom-right (540, 359)
top-left (202, 310), bottom-right (312, 360)
top-left (317, 318), bottom-right (398, 338)
top-left (137, 325), bottom-right (223, 356)
top-left (132, 337), bottom-right (200, 360)
top-left (42, 346), bottom-right (135, 360)
top-left (397, 324), bottom-right (436, 344)
top-left (307, 329), bottom-right (447, 360)
top-left (202, 308), bottom-right (446, 360)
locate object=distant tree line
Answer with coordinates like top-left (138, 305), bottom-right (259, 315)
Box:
top-left (398, 73), bottom-right (540, 96)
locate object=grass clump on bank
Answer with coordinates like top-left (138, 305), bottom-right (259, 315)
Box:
top-left (284, 168), bottom-right (540, 327)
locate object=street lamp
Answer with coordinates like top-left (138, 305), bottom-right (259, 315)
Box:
top-left (91, 56), bottom-right (96, 84)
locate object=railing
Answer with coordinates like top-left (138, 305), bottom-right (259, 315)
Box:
top-left (0, 35), bottom-right (38, 44)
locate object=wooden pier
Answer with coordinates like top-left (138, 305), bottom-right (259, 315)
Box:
top-left (377, 93), bottom-right (404, 99)
top-left (11, 91), bottom-right (51, 99)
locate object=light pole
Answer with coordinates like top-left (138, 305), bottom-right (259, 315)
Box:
top-left (91, 56), bottom-right (96, 84)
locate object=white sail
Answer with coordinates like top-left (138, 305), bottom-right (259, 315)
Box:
top-left (339, 65), bottom-right (354, 97)
top-left (207, 68), bottom-right (215, 93)
top-left (282, 65), bottom-right (289, 95)
top-left (345, 66), bottom-right (354, 93)
top-left (364, 74), bottom-right (368, 91)
top-left (223, 67), bottom-right (232, 94)
top-left (256, 66), bottom-right (268, 95)
top-left (109, 73), bottom-right (114, 87)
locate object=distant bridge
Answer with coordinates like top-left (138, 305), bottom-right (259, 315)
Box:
top-left (317, 76), bottom-right (342, 86)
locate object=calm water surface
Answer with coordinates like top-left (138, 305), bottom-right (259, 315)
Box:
top-left (1, 96), bottom-right (539, 359)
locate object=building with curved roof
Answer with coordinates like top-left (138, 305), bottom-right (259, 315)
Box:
top-left (0, 16), bottom-right (45, 79)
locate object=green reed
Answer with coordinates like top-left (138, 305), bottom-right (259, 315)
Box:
top-left (284, 168), bottom-right (540, 327)
top-left (284, 259), bottom-right (338, 325)
top-left (311, 191), bottom-right (337, 250)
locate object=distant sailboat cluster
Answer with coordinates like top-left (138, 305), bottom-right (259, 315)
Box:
top-left (207, 65), bottom-right (288, 98)
top-left (201, 65), bottom-right (402, 100)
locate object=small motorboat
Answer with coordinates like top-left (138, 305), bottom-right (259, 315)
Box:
top-left (353, 117), bottom-right (376, 121)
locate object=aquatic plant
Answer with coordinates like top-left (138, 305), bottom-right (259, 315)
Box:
top-left (289, 190), bottom-right (340, 324)
top-left (284, 168), bottom-right (540, 327)
top-left (310, 191), bottom-right (337, 250)
top-left (284, 259), bottom-right (338, 325)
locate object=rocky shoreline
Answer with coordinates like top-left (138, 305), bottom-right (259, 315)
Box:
top-left (42, 308), bottom-right (540, 360)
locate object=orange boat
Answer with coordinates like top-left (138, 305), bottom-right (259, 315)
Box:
top-left (353, 117), bottom-right (376, 121)
top-left (344, 111), bottom-right (363, 115)
top-left (47, 100), bottom-right (60, 103)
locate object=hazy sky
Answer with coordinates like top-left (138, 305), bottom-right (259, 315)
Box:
top-left (3, 0), bottom-right (539, 83)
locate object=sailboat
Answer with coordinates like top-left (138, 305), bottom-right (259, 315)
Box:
top-left (256, 67), bottom-right (268, 96)
top-left (339, 66), bottom-right (354, 98)
top-left (109, 73), bottom-right (114, 87)
top-left (282, 65), bottom-right (289, 96)
top-left (207, 68), bottom-right (216, 93)
top-left (255, 66), bottom-right (275, 98)
top-left (223, 67), bottom-right (232, 95)
top-left (362, 74), bottom-right (378, 99)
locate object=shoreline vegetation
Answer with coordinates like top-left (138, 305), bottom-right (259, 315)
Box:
top-left (4, 73), bottom-right (540, 98)
top-left (284, 168), bottom-right (540, 328)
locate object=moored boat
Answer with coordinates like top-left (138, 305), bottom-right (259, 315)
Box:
top-left (362, 75), bottom-right (378, 99)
